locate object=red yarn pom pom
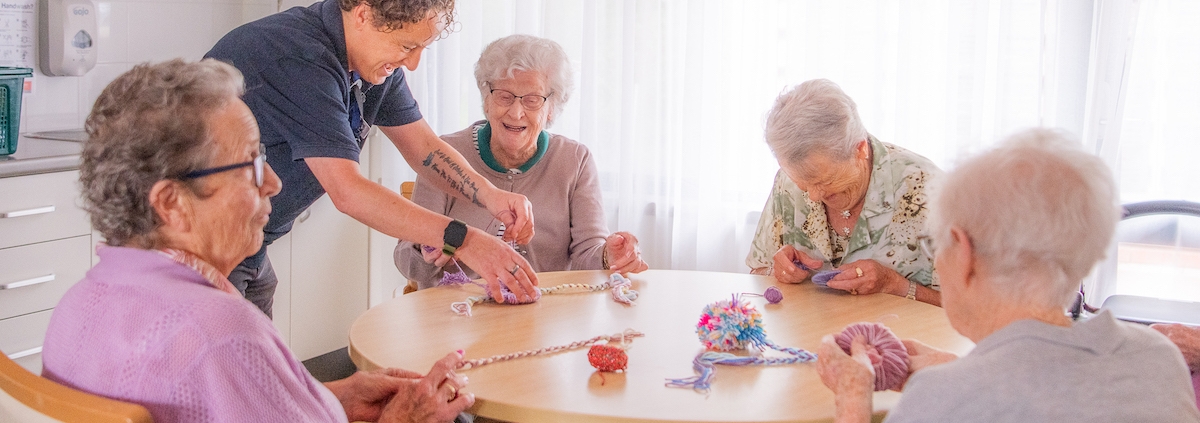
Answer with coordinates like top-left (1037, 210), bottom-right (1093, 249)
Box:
top-left (587, 344), bottom-right (628, 372)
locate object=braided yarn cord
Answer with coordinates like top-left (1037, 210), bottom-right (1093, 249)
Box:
top-left (459, 329), bottom-right (644, 370)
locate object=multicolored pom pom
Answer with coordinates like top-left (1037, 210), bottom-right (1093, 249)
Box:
top-left (696, 295), bottom-right (766, 351)
top-left (587, 344), bottom-right (629, 372)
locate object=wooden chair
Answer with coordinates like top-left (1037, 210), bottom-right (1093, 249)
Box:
top-left (400, 181), bottom-right (419, 295)
top-left (0, 353), bottom-right (153, 423)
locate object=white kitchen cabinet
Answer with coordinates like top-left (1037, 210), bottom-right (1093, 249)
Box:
top-left (267, 144), bottom-right (371, 361)
top-left (0, 170), bottom-right (91, 374)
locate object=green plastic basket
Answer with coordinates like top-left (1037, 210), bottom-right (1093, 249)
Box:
top-left (0, 67), bottom-right (33, 156)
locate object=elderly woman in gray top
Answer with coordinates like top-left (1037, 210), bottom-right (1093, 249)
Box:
top-left (747, 79), bottom-right (941, 305)
top-left (816, 129), bottom-right (1200, 423)
top-left (395, 34), bottom-right (648, 289)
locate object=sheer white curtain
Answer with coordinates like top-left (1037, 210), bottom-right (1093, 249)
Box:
top-left (377, 0), bottom-right (1089, 283)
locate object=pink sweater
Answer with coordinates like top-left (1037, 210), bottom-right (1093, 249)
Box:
top-left (41, 246), bottom-right (346, 422)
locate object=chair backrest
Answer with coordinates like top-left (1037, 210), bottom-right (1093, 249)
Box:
top-left (1076, 200), bottom-right (1200, 325)
top-left (400, 181), bottom-right (415, 200)
top-left (0, 352), bottom-right (153, 423)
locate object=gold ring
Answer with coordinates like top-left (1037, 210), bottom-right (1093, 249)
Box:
top-left (855, 267), bottom-right (864, 277)
top-left (850, 289), bottom-right (858, 295)
top-left (446, 383), bottom-right (458, 400)
top-left (510, 264), bottom-right (520, 275)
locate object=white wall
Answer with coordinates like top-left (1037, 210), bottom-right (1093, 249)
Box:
top-left (18, 0), bottom-right (278, 133)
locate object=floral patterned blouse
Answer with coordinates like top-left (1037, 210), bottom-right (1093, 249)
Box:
top-left (746, 136), bottom-right (941, 289)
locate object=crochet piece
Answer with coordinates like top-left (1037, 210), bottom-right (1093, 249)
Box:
top-left (834, 322), bottom-right (910, 391)
top-left (792, 258), bottom-right (840, 287)
top-left (665, 294), bottom-right (817, 392)
top-left (448, 273), bottom-right (639, 316)
top-left (459, 329), bottom-right (643, 371)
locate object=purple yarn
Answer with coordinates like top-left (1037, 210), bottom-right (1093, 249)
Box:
top-left (811, 270), bottom-right (841, 286)
top-left (763, 286), bottom-right (783, 304)
top-left (791, 259), bottom-right (812, 271)
top-left (834, 322), bottom-right (910, 391)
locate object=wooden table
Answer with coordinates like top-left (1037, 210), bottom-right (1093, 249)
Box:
top-left (349, 270), bottom-right (974, 423)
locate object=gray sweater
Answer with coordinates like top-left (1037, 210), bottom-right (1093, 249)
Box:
top-left (394, 122), bottom-right (609, 289)
top-left (887, 310), bottom-right (1200, 423)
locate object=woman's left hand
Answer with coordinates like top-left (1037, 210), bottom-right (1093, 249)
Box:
top-left (604, 232), bottom-right (649, 275)
top-left (816, 334), bottom-right (875, 422)
top-left (485, 190), bottom-right (535, 244)
top-left (826, 259), bottom-right (906, 296)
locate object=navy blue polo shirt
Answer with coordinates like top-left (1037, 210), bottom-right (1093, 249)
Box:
top-left (205, 0), bottom-right (423, 267)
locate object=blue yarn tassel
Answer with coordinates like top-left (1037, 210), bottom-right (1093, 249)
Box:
top-left (665, 334), bottom-right (817, 391)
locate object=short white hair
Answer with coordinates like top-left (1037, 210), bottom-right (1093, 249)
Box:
top-left (929, 128), bottom-right (1120, 309)
top-left (474, 34), bottom-right (573, 126)
top-left (764, 79), bottom-right (869, 168)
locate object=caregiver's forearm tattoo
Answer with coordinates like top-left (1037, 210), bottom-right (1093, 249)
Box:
top-left (423, 149), bottom-right (483, 207)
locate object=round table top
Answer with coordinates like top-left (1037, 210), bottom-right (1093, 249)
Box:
top-left (349, 270), bottom-right (974, 423)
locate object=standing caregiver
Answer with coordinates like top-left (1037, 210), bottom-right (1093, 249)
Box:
top-left (205, 0), bottom-right (539, 316)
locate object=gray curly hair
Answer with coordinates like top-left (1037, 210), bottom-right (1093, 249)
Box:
top-left (474, 34), bottom-right (574, 126)
top-left (764, 79), bottom-right (869, 170)
top-left (80, 59), bottom-right (244, 248)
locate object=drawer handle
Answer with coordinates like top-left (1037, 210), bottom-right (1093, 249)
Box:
top-left (0, 274), bottom-right (55, 290)
top-left (1, 205), bottom-right (56, 218)
top-left (7, 346), bottom-right (42, 360)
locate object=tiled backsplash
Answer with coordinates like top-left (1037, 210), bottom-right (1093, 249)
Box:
top-left (19, 0), bottom-right (279, 133)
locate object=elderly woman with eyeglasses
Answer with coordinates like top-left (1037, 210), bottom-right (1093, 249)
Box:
top-left (747, 79), bottom-right (941, 305)
top-left (42, 59), bottom-right (472, 422)
top-left (395, 34), bottom-right (648, 288)
top-left (816, 129), bottom-right (1200, 422)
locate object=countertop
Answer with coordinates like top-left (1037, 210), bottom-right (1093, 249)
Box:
top-left (0, 134), bottom-right (84, 178)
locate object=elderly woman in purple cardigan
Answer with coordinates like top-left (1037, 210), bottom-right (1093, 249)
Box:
top-left (395, 34), bottom-right (648, 288)
top-left (41, 59), bottom-right (472, 422)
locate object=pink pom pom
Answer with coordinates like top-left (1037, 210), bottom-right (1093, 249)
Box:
top-left (834, 322), bottom-right (910, 391)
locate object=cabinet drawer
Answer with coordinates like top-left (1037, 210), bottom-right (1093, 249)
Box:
top-left (0, 171), bottom-right (91, 250)
top-left (0, 236), bottom-right (90, 320)
top-left (0, 309), bottom-right (53, 374)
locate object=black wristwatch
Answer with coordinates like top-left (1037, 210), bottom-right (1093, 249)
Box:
top-left (442, 219), bottom-right (468, 256)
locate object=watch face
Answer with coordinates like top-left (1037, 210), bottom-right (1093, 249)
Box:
top-left (444, 220), bottom-right (468, 249)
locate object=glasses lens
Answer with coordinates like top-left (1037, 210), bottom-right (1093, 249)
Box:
top-left (521, 95), bottom-right (545, 110)
top-left (493, 89), bottom-right (516, 106)
top-left (254, 145), bottom-right (266, 187)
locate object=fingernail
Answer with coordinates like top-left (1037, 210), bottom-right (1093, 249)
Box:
top-left (456, 349), bottom-right (464, 356)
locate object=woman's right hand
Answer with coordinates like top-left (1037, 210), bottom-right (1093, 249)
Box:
top-left (771, 245), bottom-right (823, 284)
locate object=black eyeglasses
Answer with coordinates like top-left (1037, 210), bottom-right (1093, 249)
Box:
top-left (917, 235), bottom-right (936, 260)
top-left (180, 144), bottom-right (266, 187)
top-left (487, 84), bottom-right (551, 110)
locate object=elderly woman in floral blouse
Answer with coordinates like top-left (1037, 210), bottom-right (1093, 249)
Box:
top-left (747, 79), bottom-right (941, 306)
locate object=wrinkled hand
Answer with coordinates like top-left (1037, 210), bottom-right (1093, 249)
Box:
top-left (378, 352), bottom-right (474, 423)
top-left (604, 232), bottom-right (649, 275)
top-left (771, 245), bottom-right (823, 284)
top-left (485, 190), bottom-right (534, 245)
top-left (455, 227), bottom-right (538, 303)
top-left (816, 334), bottom-right (875, 422)
top-left (419, 244), bottom-right (453, 267)
top-left (895, 339), bottom-right (958, 390)
top-left (1151, 323), bottom-right (1200, 370)
top-left (826, 259), bottom-right (905, 296)
top-left (326, 367), bottom-right (422, 423)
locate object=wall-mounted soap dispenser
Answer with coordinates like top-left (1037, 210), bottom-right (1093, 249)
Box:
top-left (38, 0), bottom-right (97, 76)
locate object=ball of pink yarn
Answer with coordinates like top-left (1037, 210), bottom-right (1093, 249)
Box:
top-left (834, 322), bottom-right (910, 391)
